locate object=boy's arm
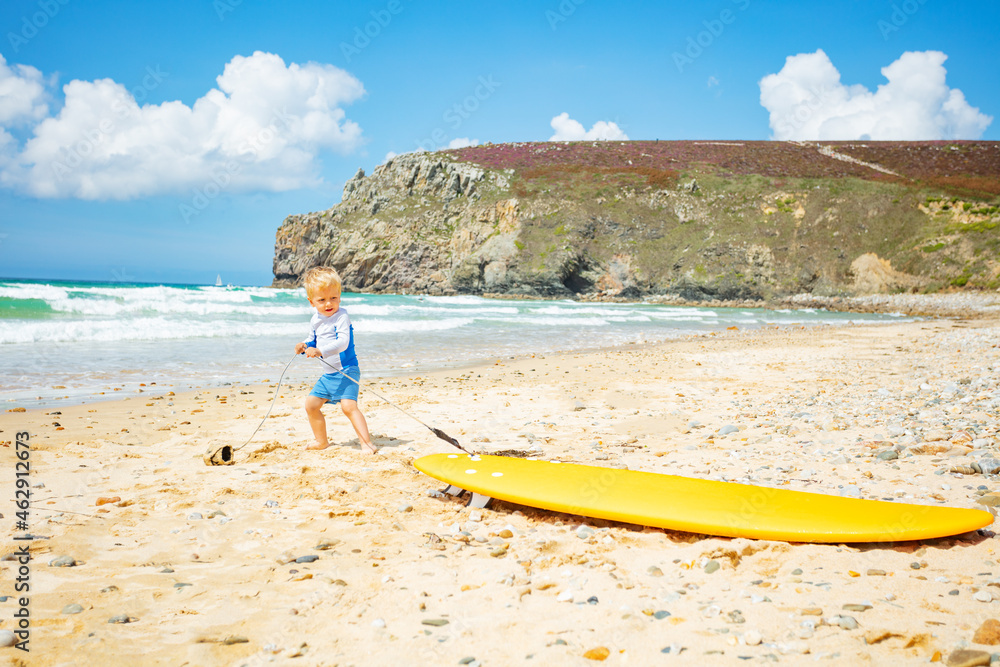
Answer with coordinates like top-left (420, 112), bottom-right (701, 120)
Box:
top-left (315, 311), bottom-right (352, 358)
top-left (296, 323), bottom-right (319, 354)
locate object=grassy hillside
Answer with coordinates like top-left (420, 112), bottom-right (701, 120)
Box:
top-left (441, 140), bottom-right (1000, 296)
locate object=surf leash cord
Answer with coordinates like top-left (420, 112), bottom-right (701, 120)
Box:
top-left (231, 351), bottom-right (299, 455)
top-left (315, 354), bottom-right (470, 454)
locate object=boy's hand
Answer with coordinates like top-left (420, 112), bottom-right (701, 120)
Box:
top-left (294, 342), bottom-right (306, 355)
top-left (304, 347), bottom-right (322, 358)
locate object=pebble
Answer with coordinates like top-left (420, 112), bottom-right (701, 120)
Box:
top-left (876, 450), bottom-right (898, 461)
top-left (972, 618), bottom-right (1000, 645)
top-left (397, 503), bottom-right (413, 512)
top-left (945, 649), bottom-right (991, 667)
top-left (974, 590), bottom-right (993, 603)
top-left (837, 616), bottom-right (859, 630)
top-left (315, 539), bottom-right (340, 550)
top-left (422, 619), bottom-right (449, 626)
top-left (371, 618), bottom-right (386, 629)
top-left (295, 555), bottom-right (319, 564)
top-left (188, 513), bottom-right (203, 520)
top-left (0, 630), bottom-right (16, 647)
top-left (743, 630), bottom-right (762, 646)
top-left (62, 603), bottom-right (84, 614)
top-left (583, 646), bottom-right (610, 661)
top-left (777, 640), bottom-right (810, 655)
top-left (704, 560), bottom-right (721, 574)
top-left (49, 556), bottom-right (77, 567)
top-left (576, 525), bottom-right (595, 539)
top-left (843, 603), bottom-right (873, 612)
top-left (718, 425), bottom-right (740, 436)
top-left (977, 493), bottom-right (1000, 508)
top-left (839, 485), bottom-right (861, 498)
top-left (108, 614), bottom-right (137, 624)
top-left (653, 610), bottom-right (671, 619)
top-left (647, 566), bottom-right (664, 577)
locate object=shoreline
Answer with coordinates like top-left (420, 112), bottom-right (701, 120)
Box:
top-left (2, 315), bottom-right (1000, 664)
top-left (0, 298), bottom-right (906, 413)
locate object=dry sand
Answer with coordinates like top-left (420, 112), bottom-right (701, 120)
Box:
top-left (3, 311), bottom-right (1000, 666)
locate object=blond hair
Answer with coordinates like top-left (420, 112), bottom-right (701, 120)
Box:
top-left (302, 266), bottom-right (342, 298)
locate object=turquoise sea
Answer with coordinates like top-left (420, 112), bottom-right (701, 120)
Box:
top-left (0, 278), bottom-right (904, 408)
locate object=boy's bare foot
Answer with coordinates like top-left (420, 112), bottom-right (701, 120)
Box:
top-left (361, 442), bottom-right (378, 455)
top-left (306, 441), bottom-right (331, 450)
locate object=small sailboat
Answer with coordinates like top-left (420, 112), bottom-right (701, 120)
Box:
top-left (215, 274), bottom-right (223, 287)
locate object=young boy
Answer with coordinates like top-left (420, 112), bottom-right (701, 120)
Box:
top-left (295, 267), bottom-right (376, 454)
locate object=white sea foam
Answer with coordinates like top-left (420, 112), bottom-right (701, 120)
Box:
top-left (0, 280), bottom-right (902, 408)
top-left (356, 318), bottom-right (475, 333)
top-left (0, 318), bottom-right (304, 344)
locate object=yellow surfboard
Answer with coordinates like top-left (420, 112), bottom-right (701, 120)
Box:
top-left (413, 453), bottom-right (993, 543)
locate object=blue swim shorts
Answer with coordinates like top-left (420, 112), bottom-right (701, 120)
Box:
top-left (309, 366), bottom-right (361, 403)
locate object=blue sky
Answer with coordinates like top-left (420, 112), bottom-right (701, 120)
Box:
top-left (1, 0), bottom-right (997, 285)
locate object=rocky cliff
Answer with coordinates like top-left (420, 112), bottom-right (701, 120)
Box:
top-left (273, 141), bottom-right (1000, 300)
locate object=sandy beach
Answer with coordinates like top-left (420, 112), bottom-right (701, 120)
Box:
top-left (3, 300), bottom-right (1000, 666)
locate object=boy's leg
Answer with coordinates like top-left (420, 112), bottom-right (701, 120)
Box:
top-left (304, 395), bottom-right (331, 450)
top-left (340, 399), bottom-right (376, 454)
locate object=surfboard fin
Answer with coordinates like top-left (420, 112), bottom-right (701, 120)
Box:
top-left (442, 485), bottom-right (465, 497)
top-left (468, 493), bottom-right (492, 509)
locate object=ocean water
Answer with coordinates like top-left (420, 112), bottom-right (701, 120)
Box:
top-left (0, 279), bottom-right (902, 408)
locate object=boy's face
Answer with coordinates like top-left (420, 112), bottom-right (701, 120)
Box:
top-left (308, 285), bottom-right (341, 317)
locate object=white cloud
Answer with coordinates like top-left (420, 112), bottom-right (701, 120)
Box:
top-left (548, 112), bottom-right (628, 141)
top-left (0, 51), bottom-right (366, 200)
top-left (759, 49), bottom-right (992, 141)
top-left (0, 54), bottom-right (49, 125)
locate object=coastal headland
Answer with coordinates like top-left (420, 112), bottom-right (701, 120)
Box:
top-left (274, 140), bottom-right (1000, 302)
